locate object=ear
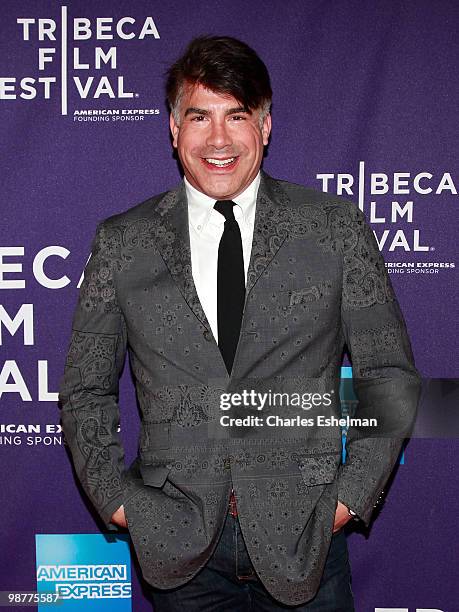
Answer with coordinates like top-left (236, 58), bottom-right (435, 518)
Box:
top-left (169, 112), bottom-right (180, 148)
top-left (261, 112), bottom-right (272, 146)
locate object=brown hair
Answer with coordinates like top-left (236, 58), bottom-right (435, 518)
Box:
top-left (166, 35), bottom-right (272, 121)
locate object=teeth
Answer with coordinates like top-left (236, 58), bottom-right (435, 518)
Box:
top-left (205, 157), bottom-right (235, 167)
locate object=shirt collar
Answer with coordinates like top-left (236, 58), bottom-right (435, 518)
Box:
top-left (185, 171), bottom-right (260, 233)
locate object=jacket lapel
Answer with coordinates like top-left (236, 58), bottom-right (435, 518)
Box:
top-left (149, 171), bottom-right (292, 341)
top-left (149, 182), bottom-right (213, 333)
top-left (244, 171), bottom-right (292, 297)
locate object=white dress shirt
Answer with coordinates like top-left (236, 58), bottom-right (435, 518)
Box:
top-left (185, 171), bottom-right (260, 343)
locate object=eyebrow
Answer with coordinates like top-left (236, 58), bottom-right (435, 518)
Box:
top-left (184, 106), bottom-right (252, 117)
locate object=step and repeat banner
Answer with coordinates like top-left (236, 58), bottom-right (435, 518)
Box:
top-left (1, 1), bottom-right (457, 610)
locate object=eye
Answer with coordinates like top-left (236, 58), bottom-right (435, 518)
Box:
top-left (230, 115), bottom-right (246, 121)
top-left (191, 115), bottom-right (206, 122)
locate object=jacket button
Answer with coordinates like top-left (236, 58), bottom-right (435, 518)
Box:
top-left (203, 330), bottom-right (212, 341)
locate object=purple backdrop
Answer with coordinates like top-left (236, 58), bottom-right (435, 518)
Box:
top-left (1, 1), bottom-right (457, 610)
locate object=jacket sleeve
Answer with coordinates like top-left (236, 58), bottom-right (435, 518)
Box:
top-left (58, 221), bottom-right (128, 530)
top-left (337, 203), bottom-right (422, 527)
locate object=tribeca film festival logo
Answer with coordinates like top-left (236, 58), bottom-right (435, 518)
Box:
top-left (316, 163), bottom-right (457, 274)
top-left (0, 6), bottom-right (160, 119)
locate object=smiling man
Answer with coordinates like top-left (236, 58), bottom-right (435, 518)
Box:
top-left (169, 85), bottom-right (271, 200)
top-left (59, 36), bottom-right (421, 611)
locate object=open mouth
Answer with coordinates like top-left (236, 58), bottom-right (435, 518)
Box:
top-left (201, 156), bottom-right (239, 170)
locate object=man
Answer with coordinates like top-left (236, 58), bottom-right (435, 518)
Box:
top-left (59, 36), bottom-right (421, 610)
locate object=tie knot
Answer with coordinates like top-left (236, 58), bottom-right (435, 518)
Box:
top-left (214, 200), bottom-right (237, 222)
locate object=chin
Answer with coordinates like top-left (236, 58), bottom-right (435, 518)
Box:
top-left (211, 182), bottom-right (236, 196)
top-left (198, 179), bottom-right (237, 199)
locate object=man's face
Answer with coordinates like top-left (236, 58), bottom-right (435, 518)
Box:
top-left (170, 83), bottom-right (271, 200)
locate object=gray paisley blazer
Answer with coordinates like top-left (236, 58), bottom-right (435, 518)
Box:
top-left (58, 171), bottom-right (421, 606)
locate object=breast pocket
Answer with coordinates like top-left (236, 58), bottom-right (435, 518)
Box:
top-left (276, 284), bottom-right (338, 329)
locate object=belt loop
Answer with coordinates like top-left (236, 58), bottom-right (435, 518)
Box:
top-left (229, 490), bottom-right (238, 517)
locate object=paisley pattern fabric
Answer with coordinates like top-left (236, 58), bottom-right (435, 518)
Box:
top-left (60, 327), bottom-right (127, 520)
top-left (58, 171), bottom-right (421, 606)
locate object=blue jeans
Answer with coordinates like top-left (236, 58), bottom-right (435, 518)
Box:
top-left (146, 508), bottom-right (355, 611)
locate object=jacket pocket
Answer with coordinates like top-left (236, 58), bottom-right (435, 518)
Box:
top-left (139, 421), bottom-right (171, 453)
top-left (139, 463), bottom-right (172, 487)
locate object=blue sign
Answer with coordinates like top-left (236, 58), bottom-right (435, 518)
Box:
top-left (36, 534), bottom-right (132, 611)
top-left (339, 366), bottom-right (405, 465)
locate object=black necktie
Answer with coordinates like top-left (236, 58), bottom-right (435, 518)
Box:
top-left (213, 200), bottom-right (245, 375)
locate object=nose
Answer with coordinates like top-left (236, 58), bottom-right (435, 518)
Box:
top-left (206, 118), bottom-right (232, 150)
